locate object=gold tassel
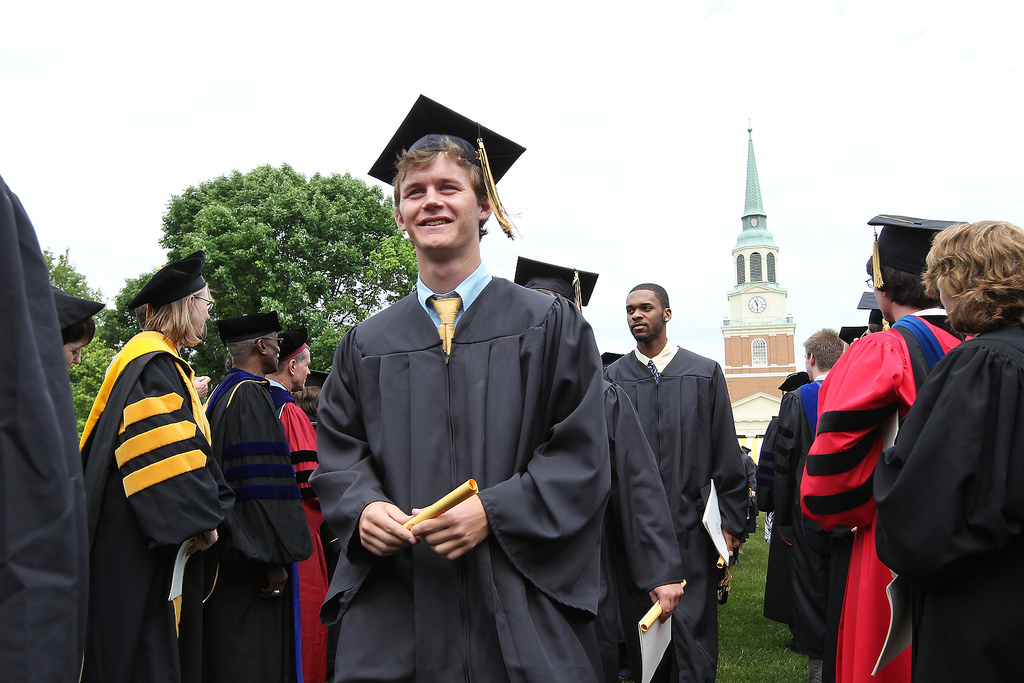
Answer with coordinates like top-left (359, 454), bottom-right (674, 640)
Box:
top-left (477, 138), bottom-right (518, 239)
top-left (572, 270), bottom-right (582, 311)
top-left (872, 229), bottom-right (885, 289)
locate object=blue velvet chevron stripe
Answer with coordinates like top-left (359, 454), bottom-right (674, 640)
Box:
top-left (223, 463), bottom-right (297, 481)
top-left (233, 485), bottom-right (302, 502)
top-left (222, 440), bottom-right (291, 460)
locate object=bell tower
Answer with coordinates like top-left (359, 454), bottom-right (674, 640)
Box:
top-left (722, 127), bottom-right (796, 442)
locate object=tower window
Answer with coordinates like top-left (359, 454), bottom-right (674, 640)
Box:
top-left (736, 255), bottom-right (745, 285)
top-left (752, 338), bottom-right (768, 366)
top-left (750, 252), bottom-right (763, 282)
top-left (767, 253), bottom-right (776, 283)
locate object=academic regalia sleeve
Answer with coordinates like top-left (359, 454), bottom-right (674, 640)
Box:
top-left (279, 402), bottom-right (319, 500)
top-left (476, 301), bottom-right (610, 613)
top-left (605, 382), bottom-right (685, 591)
top-left (772, 391), bottom-right (804, 527)
top-left (756, 416), bottom-right (781, 512)
top-left (801, 334), bottom-right (915, 531)
top-left (875, 333), bottom-right (1024, 590)
top-left (708, 363), bottom-right (751, 536)
top-left (213, 382), bottom-right (313, 564)
top-left (114, 354), bottom-right (230, 548)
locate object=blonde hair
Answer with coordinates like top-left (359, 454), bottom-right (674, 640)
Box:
top-left (143, 290), bottom-right (206, 348)
top-left (924, 221), bottom-right (1024, 335)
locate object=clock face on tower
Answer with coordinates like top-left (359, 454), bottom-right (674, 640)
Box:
top-left (750, 217), bottom-right (759, 227)
top-left (748, 296), bottom-right (767, 314)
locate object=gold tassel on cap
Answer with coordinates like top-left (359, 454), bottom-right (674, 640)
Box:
top-left (572, 270), bottom-right (583, 311)
top-left (477, 138), bottom-right (519, 240)
top-left (872, 228), bottom-right (885, 289)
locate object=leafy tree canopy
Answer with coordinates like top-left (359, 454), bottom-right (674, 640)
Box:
top-left (146, 164), bottom-right (417, 377)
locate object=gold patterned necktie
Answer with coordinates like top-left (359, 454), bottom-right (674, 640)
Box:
top-left (429, 294), bottom-right (462, 355)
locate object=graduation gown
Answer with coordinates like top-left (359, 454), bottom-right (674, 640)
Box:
top-left (79, 332), bottom-right (233, 683)
top-left (310, 278), bottom-right (609, 683)
top-left (605, 349), bottom-right (749, 683)
top-left (602, 381), bottom-right (684, 683)
top-left (0, 175), bottom-right (88, 683)
top-left (801, 318), bottom-right (961, 683)
top-left (875, 325), bottom-right (1024, 682)
top-left (204, 370), bottom-right (313, 683)
top-left (773, 384), bottom-right (830, 659)
top-left (756, 416), bottom-right (795, 627)
top-left (270, 386), bottom-right (329, 683)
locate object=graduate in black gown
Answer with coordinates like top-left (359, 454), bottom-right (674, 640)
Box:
top-left (875, 220), bottom-right (1024, 683)
top-left (310, 97), bottom-right (609, 682)
top-left (514, 257), bottom-right (685, 683)
top-left (605, 283), bottom-right (749, 683)
top-left (0, 174), bottom-right (89, 683)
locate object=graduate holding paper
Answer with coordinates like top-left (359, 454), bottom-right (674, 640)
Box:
top-left (311, 97), bottom-right (609, 682)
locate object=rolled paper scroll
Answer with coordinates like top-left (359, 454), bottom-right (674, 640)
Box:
top-left (717, 555), bottom-right (726, 569)
top-left (639, 580), bottom-right (688, 632)
top-left (403, 479), bottom-right (479, 530)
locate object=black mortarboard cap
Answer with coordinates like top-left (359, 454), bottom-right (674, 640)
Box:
top-left (601, 351), bottom-right (624, 368)
top-left (305, 370), bottom-right (329, 388)
top-left (368, 95), bottom-right (526, 185)
top-left (839, 326), bottom-right (868, 345)
top-left (857, 291), bottom-right (878, 311)
top-left (778, 371), bottom-right (811, 392)
top-left (51, 286), bottom-right (104, 332)
top-left (867, 215), bottom-right (963, 276)
top-left (514, 256), bottom-right (599, 309)
top-left (279, 328), bottom-right (309, 362)
top-left (127, 250), bottom-right (206, 310)
top-left (216, 311), bottom-right (280, 344)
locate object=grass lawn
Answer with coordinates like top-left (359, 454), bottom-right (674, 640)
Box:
top-left (716, 515), bottom-right (806, 682)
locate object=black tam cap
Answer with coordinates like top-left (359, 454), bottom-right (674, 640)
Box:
top-left (305, 369), bottom-right (329, 388)
top-left (127, 251), bottom-right (206, 310)
top-left (51, 286), bottom-right (104, 333)
top-left (778, 371), bottom-right (811, 392)
top-left (867, 214), bottom-right (963, 278)
top-left (216, 312), bottom-right (280, 344)
top-left (601, 351), bottom-right (624, 368)
top-left (839, 326), bottom-right (868, 345)
top-left (857, 291), bottom-right (878, 311)
top-left (279, 328), bottom-right (309, 362)
top-left (514, 256), bottom-right (599, 309)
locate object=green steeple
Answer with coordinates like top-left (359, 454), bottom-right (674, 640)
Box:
top-left (743, 126), bottom-right (763, 217)
top-left (735, 125), bottom-right (776, 249)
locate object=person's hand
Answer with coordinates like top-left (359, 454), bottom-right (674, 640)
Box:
top-left (260, 565), bottom-right (288, 598)
top-left (649, 582), bottom-right (684, 622)
top-left (358, 501), bottom-right (416, 556)
top-left (193, 375), bottom-right (211, 400)
top-left (412, 496), bottom-right (490, 561)
top-left (186, 529), bottom-right (218, 555)
top-left (722, 528), bottom-right (743, 562)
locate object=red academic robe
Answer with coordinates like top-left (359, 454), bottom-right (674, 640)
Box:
top-left (801, 317), bottom-right (960, 683)
top-left (278, 398), bottom-right (329, 683)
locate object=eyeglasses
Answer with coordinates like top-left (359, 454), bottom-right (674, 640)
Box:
top-left (193, 295), bottom-right (215, 312)
top-left (864, 277), bottom-right (884, 291)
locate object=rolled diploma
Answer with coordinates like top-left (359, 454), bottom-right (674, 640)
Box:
top-left (639, 580), bottom-right (687, 632)
top-left (403, 479), bottom-right (479, 530)
top-left (717, 555), bottom-right (726, 569)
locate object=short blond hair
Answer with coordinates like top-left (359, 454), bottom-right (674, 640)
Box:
top-left (924, 220), bottom-right (1024, 335)
top-left (143, 290), bottom-right (206, 348)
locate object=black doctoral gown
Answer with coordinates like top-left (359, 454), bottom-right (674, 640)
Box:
top-left (204, 373), bottom-right (313, 683)
top-left (0, 174), bottom-right (88, 683)
top-left (875, 325), bottom-right (1024, 683)
top-left (605, 349), bottom-right (749, 683)
top-left (310, 278), bottom-right (610, 683)
top-left (601, 381), bottom-right (684, 683)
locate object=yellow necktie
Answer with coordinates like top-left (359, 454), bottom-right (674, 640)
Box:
top-left (430, 295), bottom-right (462, 355)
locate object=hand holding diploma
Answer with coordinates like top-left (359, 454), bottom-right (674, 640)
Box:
top-left (411, 481), bottom-right (488, 560)
top-left (640, 581), bottom-right (687, 631)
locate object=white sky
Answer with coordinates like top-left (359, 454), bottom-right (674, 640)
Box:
top-left (3, 1), bottom-right (1020, 365)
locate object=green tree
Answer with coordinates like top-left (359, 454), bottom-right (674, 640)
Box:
top-left (45, 248), bottom-right (117, 434)
top-left (153, 164), bottom-right (416, 376)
